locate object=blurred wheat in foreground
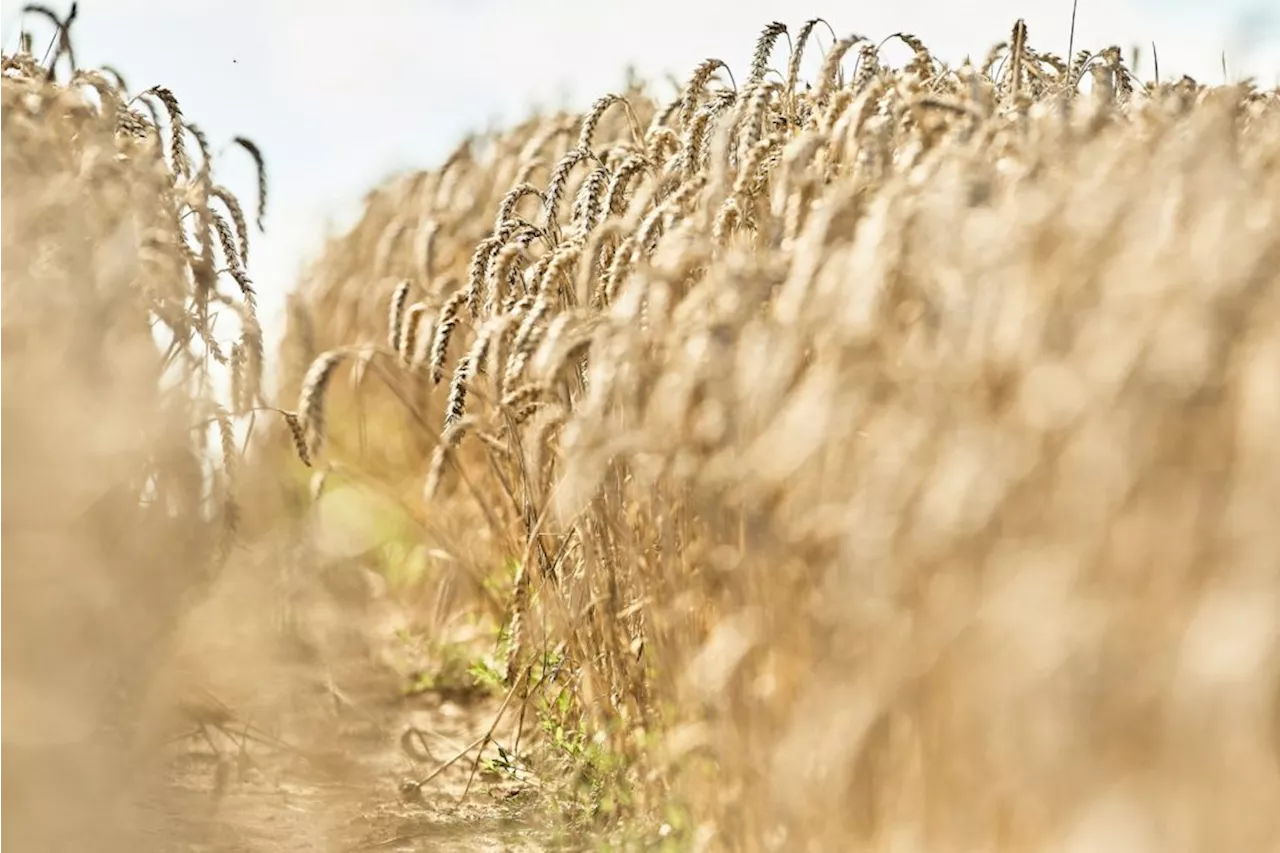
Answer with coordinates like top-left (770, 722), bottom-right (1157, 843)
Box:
top-left (284, 20), bottom-right (1280, 851)
top-left (2, 36), bottom-right (266, 852)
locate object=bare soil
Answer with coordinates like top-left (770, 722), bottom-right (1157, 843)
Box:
top-left (147, 555), bottom-right (555, 853)
top-left (153, 666), bottom-right (547, 852)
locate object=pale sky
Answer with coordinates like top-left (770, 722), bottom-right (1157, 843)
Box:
top-left (3, 1), bottom-right (1278, 348)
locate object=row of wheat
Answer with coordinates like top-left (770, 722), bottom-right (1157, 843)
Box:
top-left (281, 18), bottom-right (1280, 849)
top-left (2, 20), bottom-right (274, 848)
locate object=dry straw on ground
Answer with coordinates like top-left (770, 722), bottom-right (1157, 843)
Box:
top-left (283, 19), bottom-right (1280, 851)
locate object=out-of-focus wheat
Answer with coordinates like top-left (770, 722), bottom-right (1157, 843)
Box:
top-left (2, 33), bottom-right (266, 851)
top-left (285, 20), bottom-right (1280, 851)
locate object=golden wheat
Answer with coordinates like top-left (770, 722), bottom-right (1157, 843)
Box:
top-left (3, 29), bottom-right (272, 849)
top-left (268, 16), bottom-right (1280, 852)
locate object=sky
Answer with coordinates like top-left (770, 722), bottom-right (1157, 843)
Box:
top-left (3, 0), bottom-right (1278, 348)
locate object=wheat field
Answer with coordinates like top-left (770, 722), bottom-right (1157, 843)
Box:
top-left (4, 11), bottom-right (1280, 853)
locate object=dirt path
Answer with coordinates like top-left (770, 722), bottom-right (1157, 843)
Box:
top-left (137, 550), bottom-right (557, 853)
top-left (155, 666), bottom-right (547, 853)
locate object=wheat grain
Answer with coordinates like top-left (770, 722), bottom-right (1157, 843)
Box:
top-left (210, 185), bottom-right (249, 264)
top-left (423, 415), bottom-right (478, 500)
top-left (281, 410), bottom-right (312, 467)
top-left (141, 86), bottom-right (190, 178)
top-left (298, 348), bottom-right (348, 458)
top-left (231, 136), bottom-right (267, 230)
top-left (542, 146), bottom-right (589, 235)
top-left (387, 279), bottom-right (412, 352)
top-left (399, 302), bottom-right (428, 367)
top-left (429, 286), bottom-right (468, 386)
top-left (747, 22), bottom-right (788, 92)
